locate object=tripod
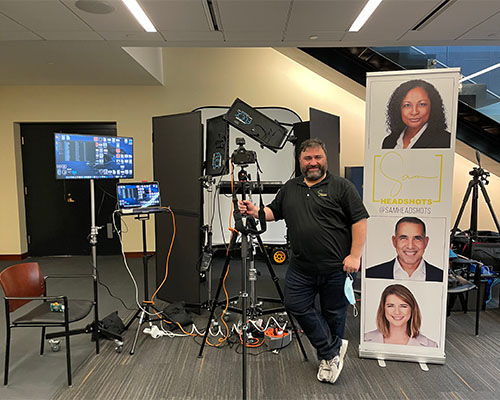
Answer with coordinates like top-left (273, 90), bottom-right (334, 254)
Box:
top-left (124, 212), bottom-right (165, 355)
top-left (451, 163), bottom-right (500, 251)
top-left (450, 161), bottom-right (500, 335)
top-left (197, 167), bottom-right (308, 400)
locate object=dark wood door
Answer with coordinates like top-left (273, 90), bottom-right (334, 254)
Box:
top-left (21, 122), bottom-right (121, 256)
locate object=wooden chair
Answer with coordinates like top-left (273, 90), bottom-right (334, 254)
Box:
top-left (0, 262), bottom-right (98, 386)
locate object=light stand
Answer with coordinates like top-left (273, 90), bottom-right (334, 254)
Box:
top-left (123, 212), bottom-right (165, 355)
top-left (89, 179), bottom-right (101, 350)
top-left (46, 179), bottom-right (122, 347)
top-left (197, 163), bottom-right (308, 400)
top-left (200, 176), bottom-right (217, 302)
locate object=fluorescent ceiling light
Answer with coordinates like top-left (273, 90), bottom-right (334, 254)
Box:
top-left (349, 0), bottom-right (383, 32)
top-left (122, 0), bottom-right (156, 32)
top-left (460, 63), bottom-right (500, 83)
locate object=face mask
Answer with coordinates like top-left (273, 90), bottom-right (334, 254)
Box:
top-left (344, 273), bottom-right (358, 317)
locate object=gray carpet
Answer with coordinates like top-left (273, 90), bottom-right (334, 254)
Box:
top-left (1, 256), bottom-right (500, 400)
top-left (50, 303), bottom-right (500, 400)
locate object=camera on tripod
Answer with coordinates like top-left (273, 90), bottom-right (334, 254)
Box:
top-left (231, 138), bottom-right (257, 166)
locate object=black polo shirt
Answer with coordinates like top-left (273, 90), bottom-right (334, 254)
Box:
top-left (268, 172), bottom-right (369, 274)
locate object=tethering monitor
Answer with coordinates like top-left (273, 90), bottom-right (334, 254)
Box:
top-left (55, 133), bottom-right (134, 179)
top-left (117, 181), bottom-right (163, 215)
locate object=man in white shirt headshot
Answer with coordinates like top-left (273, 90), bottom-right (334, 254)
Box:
top-left (366, 217), bottom-right (443, 282)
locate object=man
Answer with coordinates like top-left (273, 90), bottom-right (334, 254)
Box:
top-left (366, 217), bottom-right (443, 282)
top-left (239, 138), bottom-right (368, 384)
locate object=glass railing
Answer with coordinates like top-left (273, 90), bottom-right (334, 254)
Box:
top-left (373, 46), bottom-right (500, 124)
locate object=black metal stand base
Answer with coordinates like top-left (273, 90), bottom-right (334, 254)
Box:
top-left (126, 302), bottom-right (164, 355)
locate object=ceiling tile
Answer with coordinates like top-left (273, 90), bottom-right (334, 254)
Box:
top-left (98, 31), bottom-right (164, 41)
top-left (283, 30), bottom-right (344, 42)
top-left (458, 9), bottom-right (500, 40)
top-left (0, 11), bottom-right (28, 31)
top-left (142, 0), bottom-right (211, 31)
top-left (0, 31), bottom-right (42, 40)
top-left (160, 30), bottom-right (224, 42)
top-left (224, 30), bottom-right (283, 41)
top-left (38, 31), bottom-right (105, 40)
top-left (217, 0), bottom-right (290, 31)
top-left (61, 0), bottom-right (144, 32)
top-left (0, 0), bottom-right (91, 31)
top-left (287, 0), bottom-right (362, 32)
top-left (399, 0), bottom-right (500, 41)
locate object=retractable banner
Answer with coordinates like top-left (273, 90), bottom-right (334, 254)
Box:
top-left (360, 69), bottom-right (460, 364)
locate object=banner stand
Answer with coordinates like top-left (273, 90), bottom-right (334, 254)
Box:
top-left (360, 68), bottom-right (461, 366)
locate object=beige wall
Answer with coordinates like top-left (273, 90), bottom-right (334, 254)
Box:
top-left (0, 47), bottom-right (498, 255)
top-left (0, 47), bottom-right (366, 254)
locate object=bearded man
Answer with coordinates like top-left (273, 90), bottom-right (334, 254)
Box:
top-left (239, 138), bottom-right (369, 384)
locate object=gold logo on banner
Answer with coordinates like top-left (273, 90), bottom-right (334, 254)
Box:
top-left (372, 152), bottom-right (443, 203)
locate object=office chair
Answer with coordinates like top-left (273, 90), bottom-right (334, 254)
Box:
top-left (448, 253), bottom-right (484, 335)
top-left (0, 262), bottom-right (99, 386)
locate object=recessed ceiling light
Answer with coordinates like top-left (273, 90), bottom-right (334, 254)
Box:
top-left (75, 0), bottom-right (115, 14)
top-left (349, 0), bottom-right (382, 32)
top-left (122, 0), bottom-right (157, 33)
top-left (309, 35), bottom-right (319, 40)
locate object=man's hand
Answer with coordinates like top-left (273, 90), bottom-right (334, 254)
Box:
top-left (343, 255), bottom-right (361, 274)
top-left (238, 200), bottom-right (257, 218)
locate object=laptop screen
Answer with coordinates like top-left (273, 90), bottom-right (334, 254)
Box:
top-left (117, 182), bottom-right (161, 211)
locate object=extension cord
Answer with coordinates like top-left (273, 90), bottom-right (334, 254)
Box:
top-left (143, 325), bottom-right (166, 339)
top-left (264, 328), bottom-right (292, 350)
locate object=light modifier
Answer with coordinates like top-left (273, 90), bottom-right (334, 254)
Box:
top-left (349, 0), bottom-right (382, 32)
top-left (122, 0), bottom-right (156, 33)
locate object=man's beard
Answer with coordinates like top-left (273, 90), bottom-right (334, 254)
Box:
top-left (302, 164), bottom-right (327, 181)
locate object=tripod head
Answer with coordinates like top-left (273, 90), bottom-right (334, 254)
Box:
top-left (469, 166), bottom-right (490, 184)
top-left (470, 151), bottom-right (490, 185)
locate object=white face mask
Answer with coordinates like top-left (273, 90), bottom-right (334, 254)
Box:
top-left (344, 273), bottom-right (358, 317)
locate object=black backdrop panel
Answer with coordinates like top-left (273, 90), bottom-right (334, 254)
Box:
top-left (310, 108), bottom-right (340, 176)
top-left (153, 112), bottom-right (203, 304)
top-left (293, 109), bottom-right (340, 177)
top-left (293, 121), bottom-right (310, 177)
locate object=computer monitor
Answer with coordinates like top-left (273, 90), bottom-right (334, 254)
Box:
top-left (54, 133), bottom-right (134, 179)
top-left (116, 181), bottom-right (163, 214)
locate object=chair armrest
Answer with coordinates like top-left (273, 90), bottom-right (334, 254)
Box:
top-left (5, 295), bottom-right (67, 302)
top-left (45, 274), bottom-right (95, 280)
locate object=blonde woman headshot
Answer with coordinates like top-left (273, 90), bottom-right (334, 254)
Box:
top-left (364, 284), bottom-right (438, 347)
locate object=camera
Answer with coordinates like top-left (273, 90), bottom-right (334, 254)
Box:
top-left (231, 138), bottom-right (257, 165)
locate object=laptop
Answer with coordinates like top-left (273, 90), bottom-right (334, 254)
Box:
top-left (116, 181), bottom-right (164, 215)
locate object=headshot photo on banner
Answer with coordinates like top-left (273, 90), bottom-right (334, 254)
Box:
top-left (360, 68), bottom-right (461, 365)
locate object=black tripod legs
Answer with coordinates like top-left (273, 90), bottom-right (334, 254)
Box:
top-left (130, 308), bottom-right (146, 355)
top-left (253, 233), bottom-right (308, 361)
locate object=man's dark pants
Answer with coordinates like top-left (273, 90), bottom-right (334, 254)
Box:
top-left (284, 267), bottom-right (349, 361)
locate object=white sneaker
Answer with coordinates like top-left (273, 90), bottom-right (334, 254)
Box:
top-left (317, 339), bottom-right (348, 384)
top-left (339, 339), bottom-right (348, 362)
top-left (334, 339), bottom-right (348, 383)
top-left (317, 358), bottom-right (336, 383)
